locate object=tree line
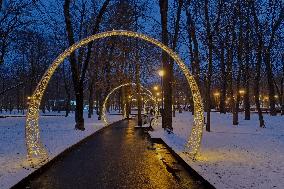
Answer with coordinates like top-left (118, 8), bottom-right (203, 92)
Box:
top-left (0, 0), bottom-right (283, 130)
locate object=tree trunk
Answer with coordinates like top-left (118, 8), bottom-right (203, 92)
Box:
top-left (97, 90), bottom-right (103, 120)
top-left (125, 86), bottom-right (131, 119)
top-left (185, 7), bottom-right (200, 87)
top-left (62, 63), bottom-right (71, 117)
top-left (250, 1), bottom-right (265, 127)
top-left (172, 85), bottom-right (175, 117)
top-left (233, 65), bottom-right (242, 125)
top-left (219, 42), bottom-right (227, 114)
top-left (121, 88), bottom-right (125, 117)
top-left (226, 38), bottom-right (234, 113)
top-left (171, 0), bottom-right (183, 119)
top-left (233, 20), bottom-right (244, 125)
top-left (281, 55), bottom-right (284, 115)
top-left (254, 41), bottom-right (265, 127)
top-left (159, 0), bottom-right (172, 130)
top-left (205, 0), bottom-right (213, 132)
top-left (0, 0), bottom-right (3, 11)
top-left (75, 83), bottom-right (85, 130)
top-left (244, 33), bottom-right (251, 120)
top-left (135, 63), bottom-right (142, 126)
top-left (244, 69), bottom-right (250, 120)
top-left (281, 78), bottom-right (284, 114)
top-left (65, 94), bottom-right (70, 117)
top-left (88, 81), bottom-right (94, 118)
top-left (64, 0), bottom-right (84, 130)
top-left (264, 48), bottom-right (277, 115)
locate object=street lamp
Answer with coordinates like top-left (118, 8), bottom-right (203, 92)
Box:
top-left (158, 69), bottom-right (165, 77)
top-left (239, 89), bottom-right (245, 96)
top-left (263, 96), bottom-right (269, 108)
top-left (213, 92), bottom-right (220, 97)
top-left (153, 85), bottom-right (158, 91)
top-left (213, 91), bottom-right (220, 110)
top-left (238, 89), bottom-right (245, 109)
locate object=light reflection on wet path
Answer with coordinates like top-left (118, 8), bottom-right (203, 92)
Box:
top-left (16, 120), bottom-right (206, 189)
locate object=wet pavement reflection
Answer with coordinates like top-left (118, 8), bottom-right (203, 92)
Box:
top-left (17, 120), bottom-right (207, 189)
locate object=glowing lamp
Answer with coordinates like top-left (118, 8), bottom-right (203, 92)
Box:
top-left (158, 69), bottom-right (165, 77)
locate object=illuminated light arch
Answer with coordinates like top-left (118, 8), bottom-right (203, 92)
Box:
top-left (101, 83), bottom-right (158, 126)
top-left (26, 30), bottom-right (204, 166)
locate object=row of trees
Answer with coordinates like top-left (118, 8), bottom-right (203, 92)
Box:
top-left (0, 0), bottom-right (283, 130)
top-left (158, 0), bottom-right (283, 130)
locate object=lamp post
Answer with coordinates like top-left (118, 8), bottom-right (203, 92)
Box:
top-left (213, 91), bottom-right (220, 110)
top-left (158, 69), bottom-right (165, 109)
top-left (239, 89), bottom-right (245, 109)
top-left (153, 85), bottom-right (159, 112)
top-left (156, 92), bottom-right (161, 113)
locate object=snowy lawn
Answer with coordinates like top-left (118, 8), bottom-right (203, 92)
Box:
top-left (0, 111), bottom-right (122, 189)
top-left (150, 111), bottom-right (284, 189)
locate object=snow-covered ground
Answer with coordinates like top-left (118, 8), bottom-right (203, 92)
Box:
top-left (150, 111), bottom-right (284, 189)
top-left (0, 111), bottom-right (122, 189)
top-left (1, 110), bottom-right (283, 189)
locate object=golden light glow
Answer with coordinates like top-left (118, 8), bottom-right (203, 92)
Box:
top-left (156, 92), bottom-right (160, 96)
top-left (158, 69), bottom-right (165, 77)
top-left (153, 86), bottom-right (158, 91)
top-left (25, 30), bottom-right (204, 166)
top-left (239, 89), bottom-right (245, 95)
top-left (213, 92), bottom-right (220, 96)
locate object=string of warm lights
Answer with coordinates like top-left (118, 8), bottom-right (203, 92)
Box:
top-left (25, 30), bottom-right (204, 166)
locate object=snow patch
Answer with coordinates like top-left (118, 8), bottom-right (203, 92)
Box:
top-left (149, 112), bottom-right (284, 189)
top-left (0, 111), bottom-right (122, 189)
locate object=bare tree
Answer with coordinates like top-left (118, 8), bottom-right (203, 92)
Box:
top-left (63, 0), bottom-right (110, 130)
top-left (251, 0), bottom-right (284, 116)
top-left (159, 0), bottom-right (172, 130)
top-left (250, 1), bottom-right (265, 127)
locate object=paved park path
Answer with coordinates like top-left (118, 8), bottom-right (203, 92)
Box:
top-left (14, 120), bottom-right (209, 189)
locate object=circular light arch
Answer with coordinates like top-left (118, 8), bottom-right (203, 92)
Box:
top-left (25, 30), bottom-right (204, 166)
top-left (101, 83), bottom-right (158, 126)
